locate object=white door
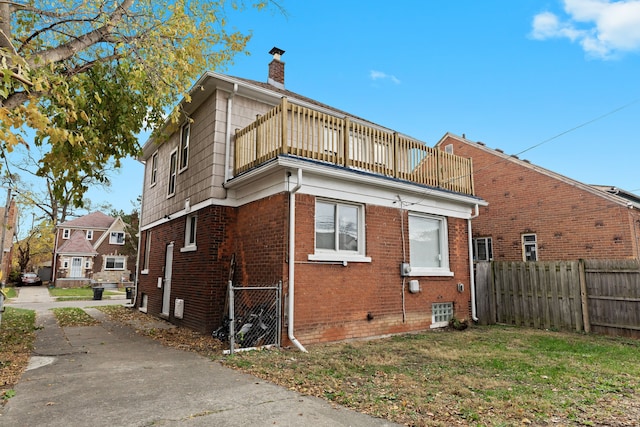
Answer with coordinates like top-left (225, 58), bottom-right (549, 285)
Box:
top-left (162, 243), bottom-right (174, 317)
top-left (70, 257), bottom-right (83, 277)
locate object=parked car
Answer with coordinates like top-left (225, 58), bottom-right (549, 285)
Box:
top-left (19, 272), bottom-right (42, 287)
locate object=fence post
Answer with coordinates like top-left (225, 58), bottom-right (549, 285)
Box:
top-left (229, 283), bottom-right (235, 354)
top-left (578, 259), bottom-right (591, 333)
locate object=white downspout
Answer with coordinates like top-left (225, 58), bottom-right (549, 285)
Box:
top-left (224, 83), bottom-right (238, 183)
top-left (468, 204), bottom-right (480, 322)
top-left (288, 168), bottom-right (307, 352)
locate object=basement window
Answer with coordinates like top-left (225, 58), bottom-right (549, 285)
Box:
top-left (431, 302), bottom-right (453, 328)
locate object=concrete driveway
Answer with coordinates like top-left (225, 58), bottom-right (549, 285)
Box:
top-left (2, 286), bottom-right (398, 426)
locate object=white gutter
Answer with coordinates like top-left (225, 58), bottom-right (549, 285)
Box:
top-left (224, 83), bottom-right (238, 183)
top-left (468, 204), bottom-right (480, 322)
top-left (288, 168), bottom-right (307, 352)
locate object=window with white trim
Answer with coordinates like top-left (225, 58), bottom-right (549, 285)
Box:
top-left (310, 200), bottom-right (370, 262)
top-left (184, 214), bottom-right (197, 249)
top-left (142, 231), bottom-right (151, 273)
top-left (179, 123), bottom-right (190, 171)
top-left (168, 149), bottom-right (177, 197)
top-left (473, 237), bottom-right (493, 262)
top-left (110, 231), bottom-right (125, 245)
top-left (84, 259), bottom-right (91, 269)
top-left (62, 260), bottom-right (69, 269)
top-left (522, 233), bottom-right (538, 261)
top-left (62, 229), bottom-right (70, 239)
top-left (86, 230), bottom-right (93, 240)
top-left (408, 213), bottom-right (451, 276)
top-left (431, 302), bottom-right (453, 328)
top-left (105, 256), bottom-right (126, 270)
top-left (150, 152), bottom-right (158, 186)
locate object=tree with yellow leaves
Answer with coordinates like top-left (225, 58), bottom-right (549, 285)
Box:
top-left (1, 0), bottom-right (275, 206)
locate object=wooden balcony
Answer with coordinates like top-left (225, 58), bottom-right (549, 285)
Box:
top-left (234, 98), bottom-right (475, 196)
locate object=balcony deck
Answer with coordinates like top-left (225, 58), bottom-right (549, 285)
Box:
top-left (234, 98), bottom-right (475, 196)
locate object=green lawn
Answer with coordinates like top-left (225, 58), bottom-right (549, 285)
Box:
top-left (49, 287), bottom-right (121, 300)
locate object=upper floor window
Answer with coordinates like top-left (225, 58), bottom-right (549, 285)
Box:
top-left (86, 230), bottom-right (93, 240)
top-left (62, 228), bottom-right (70, 239)
top-left (473, 237), bottom-right (493, 262)
top-left (110, 231), bottom-right (125, 245)
top-left (310, 199), bottom-right (370, 263)
top-left (168, 149), bottom-right (177, 197)
top-left (179, 123), bottom-right (190, 171)
top-left (408, 213), bottom-right (452, 276)
top-left (150, 152), bottom-right (158, 186)
top-left (522, 233), bottom-right (538, 261)
top-left (105, 256), bottom-right (126, 270)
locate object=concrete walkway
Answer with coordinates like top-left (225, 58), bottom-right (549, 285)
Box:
top-left (2, 286), bottom-right (398, 426)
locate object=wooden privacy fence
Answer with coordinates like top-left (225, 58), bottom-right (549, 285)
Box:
top-left (475, 259), bottom-right (640, 338)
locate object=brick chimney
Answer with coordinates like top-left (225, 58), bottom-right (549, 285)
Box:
top-left (268, 47), bottom-right (285, 89)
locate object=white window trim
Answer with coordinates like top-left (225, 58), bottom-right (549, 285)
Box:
top-left (473, 237), bottom-right (493, 262)
top-left (84, 259), bottom-right (91, 269)
top-left (522, 233), bottom-right (538, 262)
top-left (109, 231), bottom-right (125, 245)
top-left (408, 213), bottom-right (453, 277)
top-left (179, 123), bottom-right (190, 172)
top-left (105, 256), bottom-right (126, 271)
top-left (62, 260), bottom-right (69, 269)
top-left (310, 199), bottom-right (371, 263)
top-left (86, 230), bottom-right (93, 240)
top-left (167, 148), bottom-right (178, 198)
top-left (142, 231), bottom-right (151, 274)
top-left (62, 229), bottom-right (70, 239)
top-left (181, 214), bottom-right (197, 251)
top-left (150, 151), bottom-right (158, 187)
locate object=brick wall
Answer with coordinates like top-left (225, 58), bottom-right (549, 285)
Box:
top-left (442, 135), bottom-right (640, 261)
top-left (291, 194), bottom-right (471, 345)
top-left (137, 205), bottom-right (236, 333)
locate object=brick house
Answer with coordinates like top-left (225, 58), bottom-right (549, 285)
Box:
top-left (436, 133), bottom-right (640, 262)
top-left (53, 212), bottom-right (133, 287)
top-left (136, 48), bottom-right (486, 348)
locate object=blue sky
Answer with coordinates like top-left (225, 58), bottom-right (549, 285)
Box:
top-left (93, 0), bottom-right (640, 211)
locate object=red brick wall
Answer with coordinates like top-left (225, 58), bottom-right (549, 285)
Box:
top-left (137, 192), bottom-right (473, 344)
top-left (441, 135), bottom-right (640, 261)
top-left (291, 194), bottom-right (471, 345)
top-left (137, 205), bottom-right (236, 333)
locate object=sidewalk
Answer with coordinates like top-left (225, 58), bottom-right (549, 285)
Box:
top-left (2, 287), bottom-right (399, 426)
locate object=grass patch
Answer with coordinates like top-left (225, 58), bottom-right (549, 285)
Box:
top-left (49, 287), bottom-right (120, 300)
top-left (52, 308), bottom-right (100, 327)
top-left (0, 308), bottom-right (36, 403)
top-left (222, 325), bottom-right (640, 426)
top-left (1, 287), bottom-right (17, 299)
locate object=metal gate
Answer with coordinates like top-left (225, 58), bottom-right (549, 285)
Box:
top-left (227, 281), bottom-right (281, 354)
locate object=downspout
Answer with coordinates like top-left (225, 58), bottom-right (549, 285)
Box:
top-left (224, 83), bottom-right (238, 184)
top-left (288, 168), bottom-right (307, 352)
top-left (468, 204), bottom-right (480, 322)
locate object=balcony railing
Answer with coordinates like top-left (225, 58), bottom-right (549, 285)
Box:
top-left (234, 98), bottom-right (475, 196)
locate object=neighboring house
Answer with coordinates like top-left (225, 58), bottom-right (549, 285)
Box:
top-left (136, 48), bottom-right (486, 347)
top-left (436, 133), bottom-right (640, 262)
top-left (53, 212), bottom-right (133, 287)
top-left (0, 199), bottom-right (18, 284)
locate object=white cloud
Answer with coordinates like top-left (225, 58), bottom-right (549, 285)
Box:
top-left (370, 70), bottom-right (401, 84)
top-left (531, 0), bottom-right (640, 59)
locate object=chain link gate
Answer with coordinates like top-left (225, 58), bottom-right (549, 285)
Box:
top-left (227, 281), bottom-right (282, 354)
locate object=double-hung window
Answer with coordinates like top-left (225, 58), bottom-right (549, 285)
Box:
top-left (179, 123), bottom-right (190, 171)
top-left (105, 256), bottom-right (125, 270)
top-left (62, 229), bottom-right (70, 239)
top-left (473, 237), bottom-right (493, 262)
top-left (86, 230), bottom-right (93, 240)
top-left (110, 231), bottom-right (125, 245)
top-left (408, 213), bottom-right (452, 276)
top-left (522, 233), bottom-right (538, 261)
top-left (167, 149), bottom-right (177, 197)
top-left (150, 152), bottom-right (158, 186)
top-left (310, 199), bottom-right (370, 262)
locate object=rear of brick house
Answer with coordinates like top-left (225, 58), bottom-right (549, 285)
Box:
top-left (437, 133), bottom-right (640, 262)
top-left (135, 50), bottom-right (486, 347)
